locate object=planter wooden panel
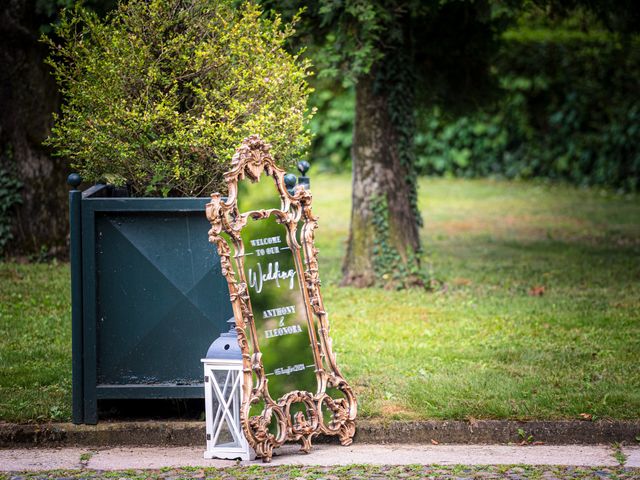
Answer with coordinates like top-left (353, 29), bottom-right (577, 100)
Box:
top-left (69, 182), bottom-right (232, 424)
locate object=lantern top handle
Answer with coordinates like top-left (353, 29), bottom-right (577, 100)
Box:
top-left (204, 317), bottom-right (242, 360)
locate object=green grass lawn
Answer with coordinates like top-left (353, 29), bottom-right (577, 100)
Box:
top-left (1, 176), bottom-right (639, 422)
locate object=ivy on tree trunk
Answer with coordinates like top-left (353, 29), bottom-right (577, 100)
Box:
top-left (341, 61), bottom-right (423, 288)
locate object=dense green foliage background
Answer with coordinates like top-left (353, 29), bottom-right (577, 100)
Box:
top-left (309, 28), bottom-right (640, 191)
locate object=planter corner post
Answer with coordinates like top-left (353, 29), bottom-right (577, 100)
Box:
top-left (68, 173), bottom-right (84, 424)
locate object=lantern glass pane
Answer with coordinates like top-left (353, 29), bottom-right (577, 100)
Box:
top-left (211, 369), bottom-right (243, 448)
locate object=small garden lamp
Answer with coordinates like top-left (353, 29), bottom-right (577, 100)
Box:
top-left (202, 319), bottom-right (252, 461)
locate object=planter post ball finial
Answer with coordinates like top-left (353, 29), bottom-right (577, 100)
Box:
top-left (284, 173), bottom-right (297, 195)
top-left (67, 173), bottom-right (82, 189)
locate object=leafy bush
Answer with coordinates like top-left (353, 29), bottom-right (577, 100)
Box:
top-left (419, 29), bottom-right (640, 191)
top-left (308, 86), bottom-right (354, 172)
top-left (45, 0), bottom-right (313, 196)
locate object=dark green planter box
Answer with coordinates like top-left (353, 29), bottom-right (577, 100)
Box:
top-left (69, 184), bottom-right (232, 424)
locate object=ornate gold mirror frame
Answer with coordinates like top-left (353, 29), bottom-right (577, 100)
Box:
top-left (206, 135), bottom-right (357, 462)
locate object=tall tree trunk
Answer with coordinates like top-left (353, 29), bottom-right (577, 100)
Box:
top-left (0, 0), bottom-right (68, 257)
top-left (341, 67), bottom-right (421, 287)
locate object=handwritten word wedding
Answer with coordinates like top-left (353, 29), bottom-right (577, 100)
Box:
top-left (248, 236), bottom-right (296, 293)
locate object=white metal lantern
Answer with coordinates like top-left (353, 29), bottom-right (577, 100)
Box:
top-left (202, 319), bottom-right (253, 461)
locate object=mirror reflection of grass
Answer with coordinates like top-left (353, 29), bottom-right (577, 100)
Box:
top-left (240, 215), bottom-right (317, 403)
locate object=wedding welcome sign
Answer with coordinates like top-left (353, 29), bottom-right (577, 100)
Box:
top-left (241, 217), bottom-right (318, 403)
top-left (206, 136), bottom-right (356, 462)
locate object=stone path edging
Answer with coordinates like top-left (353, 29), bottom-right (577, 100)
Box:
top-left (3, 444), bottom-right (640, 471)
top-left (1, 420), bottom-right (639, 448)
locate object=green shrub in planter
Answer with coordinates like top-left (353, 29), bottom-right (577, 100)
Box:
top-left (45, 0), bottom-right (313, 196)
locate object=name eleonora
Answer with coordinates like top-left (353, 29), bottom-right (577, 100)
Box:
top-left (265, 324), bottom-right (302, 338)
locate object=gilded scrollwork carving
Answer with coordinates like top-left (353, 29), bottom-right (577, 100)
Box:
top-left (206, 135), bottom-right (356, 462)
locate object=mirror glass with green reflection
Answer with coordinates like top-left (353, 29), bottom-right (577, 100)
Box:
top-left (237, 179), bottom-right (318, 403)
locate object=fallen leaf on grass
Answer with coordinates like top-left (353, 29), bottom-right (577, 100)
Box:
top-left (579, 413), bottom-right (593, 421)
top-left (431, 439), bottom-right (439, 445)
top-left (528, 285), bottom-right (545, 296)
top-left (452, 277), bottom-right (473, 286)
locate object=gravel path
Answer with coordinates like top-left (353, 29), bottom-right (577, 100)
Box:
top-left (1, 465), bottom-right (640, 479)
